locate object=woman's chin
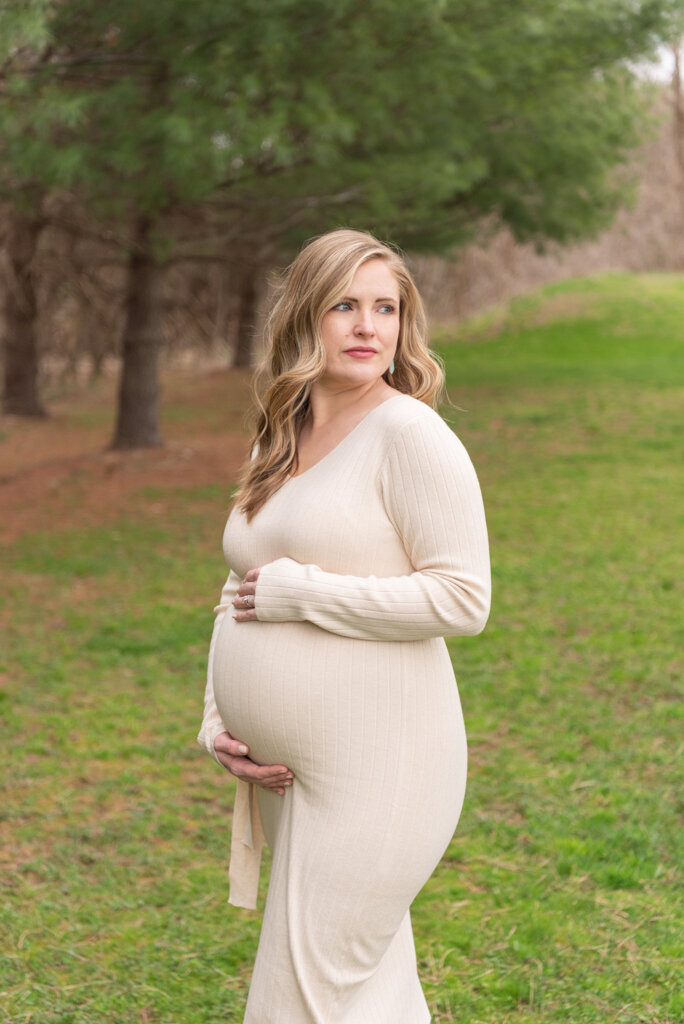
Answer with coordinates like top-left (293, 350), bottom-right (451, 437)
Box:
top-left (319, 366), bottom-right (386, 389)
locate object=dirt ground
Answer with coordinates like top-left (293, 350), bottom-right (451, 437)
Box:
top-left (0, 367), bottom-right (254, 544)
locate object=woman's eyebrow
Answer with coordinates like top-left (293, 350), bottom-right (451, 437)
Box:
top-left (339, 295), bottom-right (398, 303)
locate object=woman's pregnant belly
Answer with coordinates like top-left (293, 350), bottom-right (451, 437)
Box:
top-left (213, 616), bottom-right (337, 771)
top-left (211, 614), bottom-right (467, 797)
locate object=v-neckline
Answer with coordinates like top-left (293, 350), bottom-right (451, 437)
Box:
top-left (286, 393), bottom-right (406, 483)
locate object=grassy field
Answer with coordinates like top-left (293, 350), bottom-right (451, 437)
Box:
top-left (1, 273), bottom-right (682, 1023)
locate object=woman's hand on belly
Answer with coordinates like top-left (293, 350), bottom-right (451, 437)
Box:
top-left (213, 730), bottom-right (294, 795)
top-left (233, 567), bottom-right (260, 622)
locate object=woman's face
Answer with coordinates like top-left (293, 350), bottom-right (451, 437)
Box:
top-left (319, 259), bottom-right (400, 389)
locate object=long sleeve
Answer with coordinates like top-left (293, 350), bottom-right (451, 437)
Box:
top-left (197, 569), bottom-right (240, 762)
top-left (255, 412), bottom-right (491, 642)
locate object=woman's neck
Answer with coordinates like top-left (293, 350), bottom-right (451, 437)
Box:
top-left (307, 378), bottom-right (394, 430)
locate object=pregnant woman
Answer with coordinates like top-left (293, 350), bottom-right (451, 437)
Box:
top-left (197, 228), bottom-right (491, 1023)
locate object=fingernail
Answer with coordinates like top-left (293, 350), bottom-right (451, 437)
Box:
top-left (238, 744), bottom-right (248, 755)
top-left (278, 768), bottom-right (288, 774)
top-left (285, 780), bottom-right (292, 786)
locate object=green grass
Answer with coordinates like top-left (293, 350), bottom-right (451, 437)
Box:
top-left (2, 272), bottom-right (683, 1023)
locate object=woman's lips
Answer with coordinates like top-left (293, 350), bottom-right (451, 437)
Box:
top-left (345, 348), bottom-right (377, 358)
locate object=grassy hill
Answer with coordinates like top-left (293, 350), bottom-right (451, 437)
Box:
top-left (1, 274), bottom-right (682, 1023)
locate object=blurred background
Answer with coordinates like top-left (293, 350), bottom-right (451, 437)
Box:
top-left (1, 3), bottom-right (682, 1023)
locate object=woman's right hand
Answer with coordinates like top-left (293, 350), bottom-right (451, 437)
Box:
top-left (213, 730), bottom-right (295, 795)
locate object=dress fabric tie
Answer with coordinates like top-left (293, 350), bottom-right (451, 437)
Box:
top-left (228, 779), bottom-right (265, 909)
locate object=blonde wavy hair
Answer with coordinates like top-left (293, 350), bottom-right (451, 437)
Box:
top-left (234, 228), bottom-right (445, 522)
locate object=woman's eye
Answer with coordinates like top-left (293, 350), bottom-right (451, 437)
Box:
top-left (379, 304), bottom-right (396, 314)
top-left (333, 302), bottom-right (352, 312)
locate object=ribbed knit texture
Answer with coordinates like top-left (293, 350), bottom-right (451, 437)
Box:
top-left (198, 393), bottom-right (491, 1023)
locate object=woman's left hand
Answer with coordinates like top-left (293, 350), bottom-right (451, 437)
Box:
top-left (233, 567), bottom-right (261, 621)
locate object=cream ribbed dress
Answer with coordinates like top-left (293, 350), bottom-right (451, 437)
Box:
top-left (198, 393), bottom-right (491, 1024)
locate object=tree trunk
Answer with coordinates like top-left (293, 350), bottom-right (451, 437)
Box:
top-left (671, 43), bottom-right (684, 271)
top-left (673, 43), bottom-right (684, 179)
top-left (111, 215), bottom-right (164, 449)
top-left (2, 211), bottom-right (45, 417)
top-left (232, 265), bottom-right (258, 368)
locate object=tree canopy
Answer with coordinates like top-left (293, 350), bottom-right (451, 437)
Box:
top-left (1, 0), bottom-right (680, 250)
top-left (0, 0), bottom-right (681, 442)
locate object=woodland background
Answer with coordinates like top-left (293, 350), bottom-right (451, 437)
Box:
top-left (6, 72), bottom-right (684, 399)
top-left (2, 1), bottom-right (684, 449)
top-left (9, 74), bottom-right (684, 386)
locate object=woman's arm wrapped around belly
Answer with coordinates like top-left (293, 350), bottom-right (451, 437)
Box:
top-left (253, 413), bottom-right (491, 642)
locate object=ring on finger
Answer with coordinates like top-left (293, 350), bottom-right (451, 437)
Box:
top-left (242, 594), bottom-right (254, 608)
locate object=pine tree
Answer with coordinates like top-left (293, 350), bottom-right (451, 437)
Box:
top-left (0, 0), bottom-right (679, 442)
top-left (0, 2), bottom-right (51, 416)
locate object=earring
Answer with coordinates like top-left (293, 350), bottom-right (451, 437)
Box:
top-left (389, 359), bottom-right (395, 374)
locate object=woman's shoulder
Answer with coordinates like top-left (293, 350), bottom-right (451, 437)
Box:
top-left (375, 394), bottom-right (478, 492)
top-left (374, 392), bottom-right (458, 444)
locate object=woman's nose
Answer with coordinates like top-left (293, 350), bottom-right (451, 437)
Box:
top-left (353, 309), bottom-right (375, 336)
